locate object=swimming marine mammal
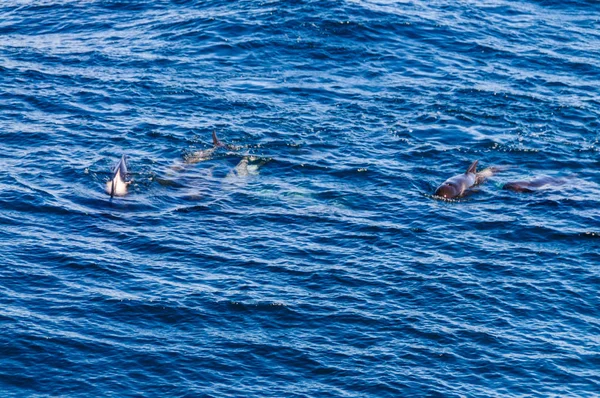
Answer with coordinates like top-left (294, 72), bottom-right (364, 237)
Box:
top-left (435, 160), bottom-right (499, 199)
top-left (185, 131), bottom-right (238, 164)
top-left (502, 176), bottom-right (567, 193)
top-left (105, 154), bottom-right (130, 197)
top-left (226, 156), bottom-right (266, 179)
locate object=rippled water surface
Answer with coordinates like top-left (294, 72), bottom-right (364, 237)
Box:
top-left (1, 0), bottom-right (599, 396)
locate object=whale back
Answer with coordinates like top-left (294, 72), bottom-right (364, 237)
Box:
top-left (503, 181), bottom-right (534, 193)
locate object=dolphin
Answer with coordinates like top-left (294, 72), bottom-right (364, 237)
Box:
top-left (435, 160), bottom-right (499, 199)
top-left (105, 154), bottom-right (130, 197)
top-left (502, 176), bottom-right (567, 193)
top-left (185, 131), bottom-right (238, 164)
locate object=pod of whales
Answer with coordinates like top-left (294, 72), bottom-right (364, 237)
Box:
top-left (103, 136), bottom-right (568, 201)
top-left (107, 132), bottom-right (271, 197)
top-left (433, 160), bottom-right (571, 199)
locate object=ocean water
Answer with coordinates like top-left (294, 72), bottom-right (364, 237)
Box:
top-left (1, 0), bottom-right (599, 396)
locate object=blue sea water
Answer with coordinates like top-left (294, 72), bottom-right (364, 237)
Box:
top-left (1, 0), bottom-right (599, 396)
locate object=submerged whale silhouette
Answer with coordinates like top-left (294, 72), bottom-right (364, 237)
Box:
top-left (105, 154), bottom-right (130, 197)
top-left (435, 160), bottom-right (500, 199)
top-left (223, 155), bottom-right (270, 186)
top-left (502, 176), bottom-right (567, 193)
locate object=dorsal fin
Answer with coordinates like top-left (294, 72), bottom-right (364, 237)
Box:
top-left (212, 130), bottom-right (224, 147)
top-left (465, 160), bottom-right (478, 174)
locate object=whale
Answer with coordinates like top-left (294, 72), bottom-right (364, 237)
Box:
top-left (228, 156), bottom-right (252, 179)
top-left (502, 176), bottom-right (567, 193)
top-left (223, 155), bottom-right (270, 185)
top-left (185, 131), bottom-right (237, 164)
top-left (105, 154), bottom-right (130, 197)
top-left (435, 160), bottom-right (499, 199)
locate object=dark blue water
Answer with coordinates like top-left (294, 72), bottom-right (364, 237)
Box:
top-left (1, 1), bottom-right (599, 396)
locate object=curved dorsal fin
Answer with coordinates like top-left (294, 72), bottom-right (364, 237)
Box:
top-left (466, 160), bottom-right (479, 174)
top-left (212, 130), bottom-right (224, 147)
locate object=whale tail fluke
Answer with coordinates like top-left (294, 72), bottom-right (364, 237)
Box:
top-left (466, 160), bottom-right (479, 174)
top-left (116, 154), bottom-right (128, 176)
top-left (106, 154), bottom-right (130, 197)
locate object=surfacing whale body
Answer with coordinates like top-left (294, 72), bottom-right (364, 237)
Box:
top-left (226, 156), bottom-right (266, 179)
top-left (502, 176), bottom-right (567, 193)
top-left (185, 131), bottom-right (238, 164)
top-left (163, 131), bottom-right (269, 191)
top-left (106, 154), bottom-right (130, 197)
top-left (435, 160), bottom-right (499, 199)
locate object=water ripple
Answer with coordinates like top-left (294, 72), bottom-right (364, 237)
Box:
top-left (1, 0), bottom-right (599, 396)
